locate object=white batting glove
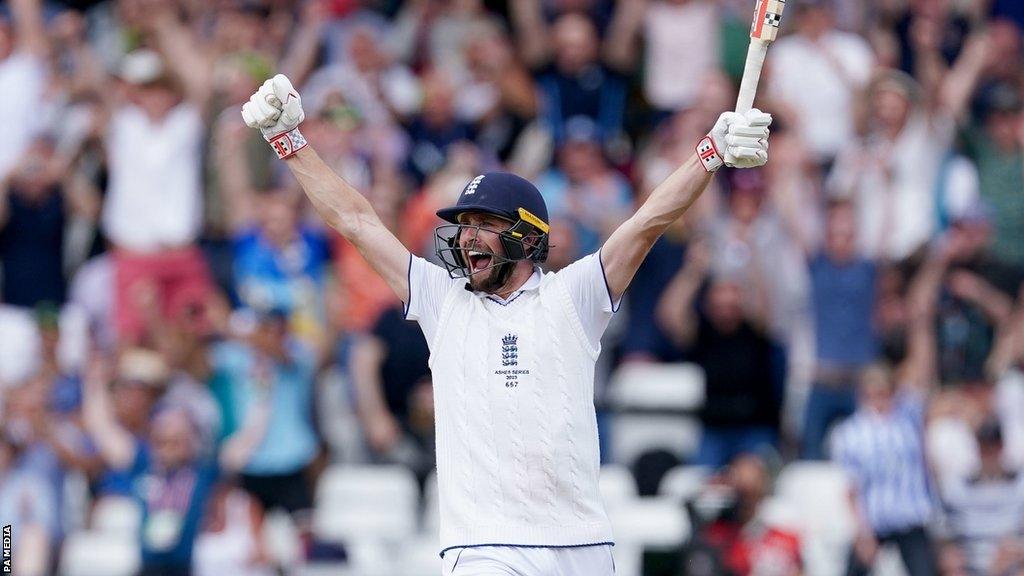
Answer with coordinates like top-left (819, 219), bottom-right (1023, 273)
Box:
top-left (696, 108), bottom-right (772, 172)
top-left (241, 74), bottom-right (307, 159)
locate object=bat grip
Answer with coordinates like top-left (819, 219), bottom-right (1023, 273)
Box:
top-left (736, 40), bottom-right (769, 114)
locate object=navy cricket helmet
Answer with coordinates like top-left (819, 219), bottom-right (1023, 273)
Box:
top-left (434, 172), bottom-right (551, 279)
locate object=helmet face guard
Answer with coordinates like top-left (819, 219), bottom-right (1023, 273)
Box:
top-left (434, 218), bottom-right (550, 280)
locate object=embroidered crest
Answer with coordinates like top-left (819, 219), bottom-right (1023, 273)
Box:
top-left (501, 333), bottom-right (518, 367)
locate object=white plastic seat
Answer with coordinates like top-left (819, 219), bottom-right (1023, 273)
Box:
top-left (658, 465), bottom-right (712, 503)
top-left (775, 462), bottom-right (856, 576)
top-left (611, 544), bottom-right (644, 576)
top-left (60, 531), bottom-right (140, 576)
top-left (313, 465), bottom-right (419, 543)
top-left (90, 497), bottom-right (142, 536)
top-left (610, 414), bottom-right (701, 467)
top-left (396, 536), bottom-right (443, 576)
top-left (599, 464), bottom-right (639, 504)
top-left (422, 469), bottom-right (439, 533)
top-left (606, 496), bottom-right (690, 550)
top-left (261, 509), bottom-right (303, 567)
top-left (607, 362), bottom-right (705, 411)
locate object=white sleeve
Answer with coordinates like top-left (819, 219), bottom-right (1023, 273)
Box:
top-left (555, 251), bottom-right (621, 350)
top-left (404, 255), bottom-right (461, 345)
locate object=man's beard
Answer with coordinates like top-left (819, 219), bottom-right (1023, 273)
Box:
top-left (468, 260), bottom-right (514, 294)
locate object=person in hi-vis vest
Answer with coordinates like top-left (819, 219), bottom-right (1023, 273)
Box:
top-left (242, 74), bottom-right (771, 575)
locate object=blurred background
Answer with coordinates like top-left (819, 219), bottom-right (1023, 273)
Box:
top-left (0, 0), bottom-right (1023, 575)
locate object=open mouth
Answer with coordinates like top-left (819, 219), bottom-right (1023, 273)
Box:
top-left (467, 250), bottom-right (492, 272)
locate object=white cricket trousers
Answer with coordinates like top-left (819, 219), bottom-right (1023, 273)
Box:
top-left (441, 545), bottom-right (615, 576)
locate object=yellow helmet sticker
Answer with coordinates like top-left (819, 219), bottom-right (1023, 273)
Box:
top-left (517, 207), bottom-right (550, 233)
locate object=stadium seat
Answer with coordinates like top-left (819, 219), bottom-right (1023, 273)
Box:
top-left (313, 465), bottom-right (419, 543)
top-left (658, 465), bottom-right (712, 503)
top-left (395, 536), bottom-right (443, 576)
top-left (90, 497), bottom-right (142, 536)
top-left (775, 462), bottom-right (856, 576)
top-left (610, 414), bottom-right (701, 467)
top-left (611, 544), bottom-right (643, 576)
top-left (261, 510), bottom-right (303, 567)
top-left (606, 362), bottom-right (705, 412)
top-left (606, 496), bottom-right (690, 550)
top-left (60, 531), bottom-right (140, 576)
top-left (422, 470), bottom-right (439, 533)
top-left (599, 464), bottom-right (639, 503)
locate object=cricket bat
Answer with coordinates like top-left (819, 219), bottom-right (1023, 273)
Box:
top-left (736, 0), bottom-right (787, 114)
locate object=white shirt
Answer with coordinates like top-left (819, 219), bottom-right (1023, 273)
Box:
top-left (405, 252), bottom-right (618, 554)
top-left (769, 31), bottom-right (874, 160)
top-left (0, 53), bottom-right (47, 180)
top-left (828, 113), bottom-right (955, 261)
top-left (102, 103), bottom-right (204, 252)
top-left (643, 1), bottom-right (719, 110)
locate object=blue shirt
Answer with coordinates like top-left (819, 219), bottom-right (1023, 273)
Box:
top-left (211, 340), bottom-right (319, 475)
top-left (535, 170), bottom-right (633, 258)
top-left (124, 444), bottom-right (217, 569)
top-left (809, 253), bottom-right (878, 367)
top-left (232, 226), bottom-right (329, 314)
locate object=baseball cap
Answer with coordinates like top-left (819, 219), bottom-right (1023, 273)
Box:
top-left (436, 172), bottom-right (550, 231)
top-left (117, 348), bottom-right (169, 387)
top-left (118, 49), bottom-right (165, 85)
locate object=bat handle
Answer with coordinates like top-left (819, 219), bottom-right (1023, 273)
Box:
top-left (736, 39), bottom-right (769, 114)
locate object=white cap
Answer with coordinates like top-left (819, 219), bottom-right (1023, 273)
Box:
top-left (119, 49), bottom-right (165, 85)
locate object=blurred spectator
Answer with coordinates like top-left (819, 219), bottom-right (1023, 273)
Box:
top-left (216, 117), bottom-right (332, 348)
top-left (98, 3), bottom-right (217, 342)
top-left (768, 0), bottom-right (874, 165)
top-left (924, 215), bottom-right (1020, 386)
top-left (211, 309), bottom-right (319, 522)
top-left (658, 242), bottom-right (783, 468)
top-left (685, 453), bottom-right (803, 576)
top-left (0, 0), bottom-right (48, 181)
top-left (0, 137), bottom-right (99, 308)
top-left (404, 68), bottom-right (477, 186)
top-left (707, 167), bottom-right (808, 342)
top-left (536, 116), bottom-right (632, 259)
top-left (0, 432), bottom-right (55, 576)
top-left (940, 418), bottom-right (1024, 576)
top-left (831, 366), bottom-right (938, 575)
top-left (531, 13), bottom-right (627, 148)
top-left (961, 83), bottom-right (1024, 268)
top-left (351, 303), bottom-right (434, 479)
top-left (800, 200), bottom-right (879, 459)
top-left (828, 33), bottom-right (987, 261)
top-left (84, 356), bottom-right (218, 576)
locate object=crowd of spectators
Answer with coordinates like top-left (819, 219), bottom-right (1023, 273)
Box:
top-left (0, 0), bottom-right (1023, 574)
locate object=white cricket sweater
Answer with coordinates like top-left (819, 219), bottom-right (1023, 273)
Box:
top-left (405, 253), bottom-right (617, 556)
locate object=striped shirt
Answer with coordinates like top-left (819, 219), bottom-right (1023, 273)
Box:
top-left (830, 393), bottom-right (934, 535)
top-left (942, 471), bottom-right (1024, 575)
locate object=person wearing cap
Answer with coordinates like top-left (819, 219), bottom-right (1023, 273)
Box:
top-left (94, 1), bottom-right (217, 344)
top-left (827, 30), bottom-right (990, 262)
top-left (960, 82), bottom-right (1024, 269)
top-left (241, 73), bottom-right (770, 574)
top-left (941, 418), bottom-right (1024, 576)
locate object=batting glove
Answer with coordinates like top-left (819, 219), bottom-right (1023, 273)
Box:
top-left (696, 108), bottom-right (773, 172)
top-left (241, 74), bottom-right (307, 159)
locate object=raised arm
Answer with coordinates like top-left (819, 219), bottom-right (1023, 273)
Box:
top-left (600, 110), bottom-right (772, 301)
top-left (143, 3), bottom-right (214, 108)
top-left (9, 0), bottom-right (49, 58)
top-left (242, 75), bottom-right (410, 303)
top-left (82, 357), bottom-right (137, 470)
